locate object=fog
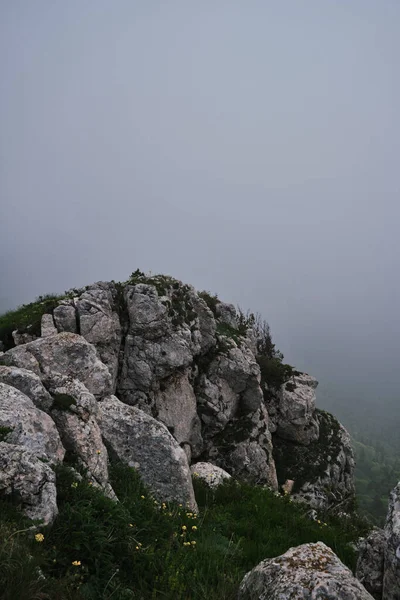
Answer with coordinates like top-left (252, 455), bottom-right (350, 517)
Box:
top-left (1, 1), bottom-right (399, 434)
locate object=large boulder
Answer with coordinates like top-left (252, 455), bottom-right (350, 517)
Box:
top-left (98, 395), bottom-right (197, 511)
top-left (53, 302), bottom-right (77, 333)
top-left (356, 528), bottom-right (385, 600)
top-left (238, 542), bottom-right (374, 600)
top-left (75, 282), bottom-right (121, 390)
top-left (2, 332), bottom-right (113, 398)
top-left (0, 365), bottom-right (53, 412)
top-left (190, 462), bottom-right (231, 489)
top-left (0, 382), bottom-right (65, 464)
top-left (0, 442), bottom-right (58, 525)
top-left (46, 374), bottom-right (114, 496)
top-left (41, 313), bottom-right (57, 338)
top-left (268, 373), bottom-right (319, 445)
top-left (383, 482), bottom-right (400, 600)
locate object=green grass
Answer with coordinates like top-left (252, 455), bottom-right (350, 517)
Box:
top-left (0, 462), bottom-right (370, 600)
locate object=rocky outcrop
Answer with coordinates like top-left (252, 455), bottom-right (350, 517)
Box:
top-left (238, 542), bottom-right (374, 600)
top-left (0, 365), bottom-right (53, 411)
top-left (0, 382), bottom-right (65, 464)
top-left (383, 482), bottom-right (400, 600)
top-left (2, 332), bottom-right (113, 398)
top-left (272, 409), bottom-right (355, 511)
top-left (53, 302), bottom-right (77, 333)
top-left (356, 528), bottom-right (385, 600)
top-left (76, 282), bottom-right (121, 390)
top-left (0, 441), bottom-right (58, 525)
top-left (98, 395), bottom-right (197, 510)
top-left (41, 313), bottom-right (57, 338)
top-left (191, 462), bottom-right (231, 488)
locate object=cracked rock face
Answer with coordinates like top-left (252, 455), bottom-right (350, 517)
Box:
top-left (2, 332), bottom-right (113, 399)
top-left (0, 442), bottom-right (58, 525)
top-left (383, 482), bottom-right (400, 600)
top-left (0, 382), bottom-right (65, 464)
top-left (98, 395), bottom-right (198, 511)
top-left (0, 365), bottom-right (53, 412)
top-left (356, 528), bottom-right (385, 600)
top-left (238, 542), bottom-right (374, 600)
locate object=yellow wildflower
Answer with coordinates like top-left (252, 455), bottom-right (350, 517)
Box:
top-left (35, 533), bottom-right (44, 543)
top-left (129, 523), bottom-right (134, 527)
top-left (71, 482), bottom-right (78, 489)
top-left (96, 450), bottom-right (101, 455)
top-left (192, 525), bottom-right (197, 531)
top-left (181, 525), bottom-right (187, 531)
top-left (72, 560), bottom-right (81, 566)
top-left (191, 541), bottom-right (196, 546)
top-left (140, 495), bottom-right (145, 499)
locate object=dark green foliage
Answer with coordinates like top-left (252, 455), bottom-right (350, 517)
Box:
top-left (257, 355), bottom-right (294, 391)
top-left (0, 461), bottom-right (370, 599)
top-left (0, 426), bottom-right (13, 442)
top-left (198, 291), bottom-right (219, 316)
top-left (273, 409), bottom-right (346, 494)
top-left (216, 322), bottom-right (244, 345)
top-left (51, 393), bottom-right (77, 412)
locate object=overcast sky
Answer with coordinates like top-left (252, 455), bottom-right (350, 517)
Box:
top-left (1, 1), bottom-right (399, 419)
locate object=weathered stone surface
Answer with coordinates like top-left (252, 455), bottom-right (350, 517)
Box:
top-left (0, 441), bottom-right (58, 525)
top-left (154, 371), bottom-right (203, 460)
top-left (76, 282), bottom-right (121, 390)
top-left (269, 373), bottom-right (319, 445)
top-left (53, 303), bottom-right (77, 333)
top-left (383, 482), bottom-right (400, 600)
top-left (238, 542), bottom-right (374, 600)
top-left (41, 313), bottom-right (57, 338)
top-left (3, 332), bottom-right (113, 398)
top-left (11, 330), bottom-right (37, 346)
top-left (216, 302), bottom-right (237, 328)
top-left (0, 382), bottom-right (65, 464)
top-left (98, 395), bottom-right (197, 510)
top-left (356, 528), bottom-right (385, 600)
top-left (0, 365), bottom-right (53, 412)
top-left (191, 462), bottom-right (231, 488)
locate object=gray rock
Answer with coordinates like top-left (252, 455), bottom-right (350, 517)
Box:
top-left (383, 482), bottom-right (400, 600)
top-left (191, 462), bottom-right (231, 488)
top-left (76, 282), bottom-right (121, 390)
top-left (154, 371), bottom-right (203, 460)
top-left (41, 313), bottom-right (57, 337)
top-left (238, 542), bottom-right (374, 600)
top-left (356, 528), bottom-right (385, 600)
top-left (3, 332), bottom-right (113, 399)
top-left (98, 395), bottom-right (197, 511)
top-left (0, 382), bottom-right (65, 464)
top-left (0, 365), bottom-right (53, 412)
top-left (273, 373), bottom-right (319, 445)
top-left (216, 302), bottom-right (237, 328)
top-left (53, 303), bottom-right (77, 333)
top-left (0, 441), bottom-right (58, 525)
top-left (12, 330), bottom-right (36, 346)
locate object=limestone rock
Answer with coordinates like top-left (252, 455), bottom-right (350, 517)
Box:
top-left (0, 382), bottom-right (65, 464)
top-left (53, 303), bottom-right (77, 333)
top-left (41, 313), bottom-right (57, 337)
top-left (271, 373), bottom-right (319, 445)
top-left (98, 395), bottom-right (197, 511)
top-left (0, 441), bottom-right (58, 525)
top-left (12, 330), bottom-right (36, 346)
top-left (0, 365), bottom-right (53, 412)
top-left (238, 542), bottom-right (374, 600)
top-left (3, 332), bottom-right (113, 399)
top-left (76, 282), bottom-right (121, 390)
top-left (215, 302), bottom-right (237, 328)
top-left (383, 482), bottom-right (400, 600)
top-left (356, 528), bottom-right (385, 600)
top-left (191, 462), bottom-right (231, 489)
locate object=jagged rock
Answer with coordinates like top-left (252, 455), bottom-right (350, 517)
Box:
top-left (41, 313), bottom-right (57, 337)
top-left (12, 330), bottom-right (36, 346)
top-left (273, 410), bottom-right (355, 511)
top-left (216, 302), bottom-right (237, 328)
top-left (2, 332), bottom-right (113, 399)
top-left (154, 371), bottom-right (203, 460)
top-left (356, 528), bottom-right (385, 600)
top-left (383, 482), bottom-right (400, 600)
top-left (188, 291), bottom-right (216, 354)
top-left (45, 374), bottom-right (115, 497)
top-left (76, 282), bottom-right (121, 390)
top-left (191, 462), bottom-right (231, 488)
top-left (238, 542), bottom-right (374, 600)
top-left (0, 382), bottom-right (65, 464)
top-left (53, 302), bottom-right (77, 333)
top-left (269, 373), bottom-right (319, 445)
top-left (0, 365), bottom-right (53, 412)
top-left (98, 395), bottom-right (197, 511)
top-left (0, 441), bottom-right (58, 525)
